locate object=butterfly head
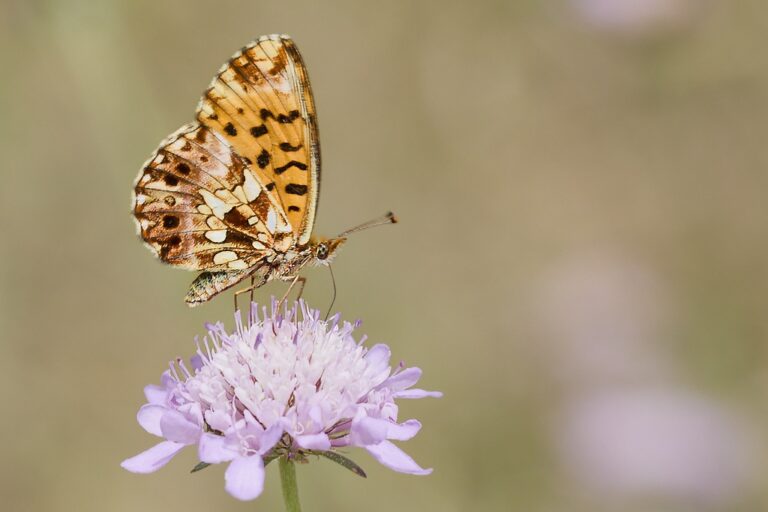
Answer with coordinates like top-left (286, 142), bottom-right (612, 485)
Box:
top-left (311, 236), bottom-right (347, 265)
top-left (307, 212), bottom-right (397, 266)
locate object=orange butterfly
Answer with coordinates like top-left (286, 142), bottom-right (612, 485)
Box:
top-left (133, 35), bottom-right (395, 307)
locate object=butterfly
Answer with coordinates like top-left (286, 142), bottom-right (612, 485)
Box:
top-left (133, 34), bottom-right (396, 307)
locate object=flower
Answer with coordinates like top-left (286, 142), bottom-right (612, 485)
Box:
top-left (121, 300), bottom-right (441, 500)
top-left (570, 0), bottom-right (701, 37)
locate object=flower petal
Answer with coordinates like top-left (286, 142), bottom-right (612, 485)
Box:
top-left (295, 433), bottom-right (331, 451)
top-left (121, 440), bottom-right (185, 474)
top-left (160, 409), bottom-right (200, 444)
top-left (394, 389), bottom-right (443, 399)
top-left (144, 371), bottom-right (175, 403)
top-left (205, 409), bottom-right (233, 433)
top-left (378, 367), bottom-right (422, 392)
top-left (198, 433), bottom-right (238, 463)
top-left (350, 415), bottom-right (390, 446)
top-left (351, 417), bottom-right (422, 445)
top-left (364, 344), bottom-right (391, 376)
top-left (225, 455), bottom-right (265, 501)
top-left (365, 440), bottom-right (432, 475)
top-left (137, 404), bottom-right (165, 437)
top-left (258, 422), bottom-right (285, 455)
top-left (386, 419), bottom-right (422, 441)
top-left (143, 384), bottom-right (166, 404)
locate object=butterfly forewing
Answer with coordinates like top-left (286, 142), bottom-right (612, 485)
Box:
top-left (133, 34), bottom-right (321, 303)
top-left (195, 35), bottom-right (320, 245)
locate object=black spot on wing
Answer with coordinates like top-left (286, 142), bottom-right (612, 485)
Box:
top-left (164, 175), bottom-right (179, 186)
top-left (285, 184), bottom-right (308, 196)
top-left (274, 161), bottom-right (308, 175)
top-left (288, 206), bottom-right (300, 212)
top-left (256, 149), bottom-right (271, 169)
top-left (176, 163), bottom-right (191, 175)
top-left (279, 110), bottom-right (301, 124)
top-left (163, 215), bottom-right (180, 228)
top-left (224, 123), bottom-right (237, 136)
top-left (279, 142), bottom-right (303, 152)
top-left (250, 125), bottom-right (268, 138)
top-left (260, 109), bottom-right (300, 124)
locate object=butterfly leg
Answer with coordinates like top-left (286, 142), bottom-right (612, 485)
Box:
top-left (234, 281), bottom-right (260, 313)
top-left (277, 275), bottom-right (307, 311)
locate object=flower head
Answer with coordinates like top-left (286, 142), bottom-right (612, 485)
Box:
top-left (121, 300), bottom-right (441, 500)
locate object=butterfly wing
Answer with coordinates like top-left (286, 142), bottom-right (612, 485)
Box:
top-left (196, 34), bottom-right (320, 246)
top-left (133, 123), bottom-right (293, 271)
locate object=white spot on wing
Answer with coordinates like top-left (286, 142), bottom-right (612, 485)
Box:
top-left (197, 204), bottom-right (213, 215)
top-left (266, 209), bottom-right (277, 233)
top-left (243, 169), bottom-right (262, 202)
top-left (276, 216), bottom-right (293, 233)
top-left (228, 259), bottom-right (249, 270)
top-left (199, 189), bottom-right (234, 219)
top-left (205, 230), bottom-right (227, 243)
top-left (214, 188), bottom-right (240, 205)
top-left (252, 241), bottom-right (266, 250)
top-left (232, 185), bottom-right (248, 204)
top-left (213, 251), bottom-right (238, 264)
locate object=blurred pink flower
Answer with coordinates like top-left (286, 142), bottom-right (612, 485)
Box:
top-left (558, 389), bottom-right (756, 506)
top-left (532, 253), bottom-right (673, 388)
top-left (122, 301), bottom-right (441, 500)
top-left (571, 0), bottom-right (703, 36)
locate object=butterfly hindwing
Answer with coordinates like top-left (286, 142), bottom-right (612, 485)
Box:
top-left (134, 124), bottom-right (293, 271)
top-left (196, 34), bottom-right (320, 246)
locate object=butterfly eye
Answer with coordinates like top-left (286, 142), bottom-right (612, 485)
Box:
top-left (316, 243), bottom-right (329, 260)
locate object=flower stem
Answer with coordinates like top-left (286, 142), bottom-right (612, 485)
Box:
top-left (279, 457), bottom-right (302, 512)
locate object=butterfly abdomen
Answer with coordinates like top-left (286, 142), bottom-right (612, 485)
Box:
top-left (185, 269), bottom-right (266, 306)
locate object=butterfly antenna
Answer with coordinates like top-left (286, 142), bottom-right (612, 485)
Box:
top-left (336, 211), bottom-right (398, 238)
top-left (325, 263), bottom-right (338, 321)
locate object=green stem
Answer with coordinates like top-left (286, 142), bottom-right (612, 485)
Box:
top-left (279, 457), bottom-right (302, 512)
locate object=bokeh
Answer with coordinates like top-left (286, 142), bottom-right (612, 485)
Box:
top-left (2, 1), bottom-right (768, 511)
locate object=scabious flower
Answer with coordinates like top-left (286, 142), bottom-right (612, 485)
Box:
top-left (121, 300), bottom-right (441, 501)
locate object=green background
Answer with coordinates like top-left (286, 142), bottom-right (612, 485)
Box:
top-left (2, 1), bottom-right (768, 510)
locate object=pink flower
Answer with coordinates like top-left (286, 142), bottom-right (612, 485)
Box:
top-left (571, 0), bottom-right (701, 37)
top-left (121, 301), bottom-right (441, 500)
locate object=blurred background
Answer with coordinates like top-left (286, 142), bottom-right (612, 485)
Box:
top-left (2, 0), bottom-right (768, 510)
